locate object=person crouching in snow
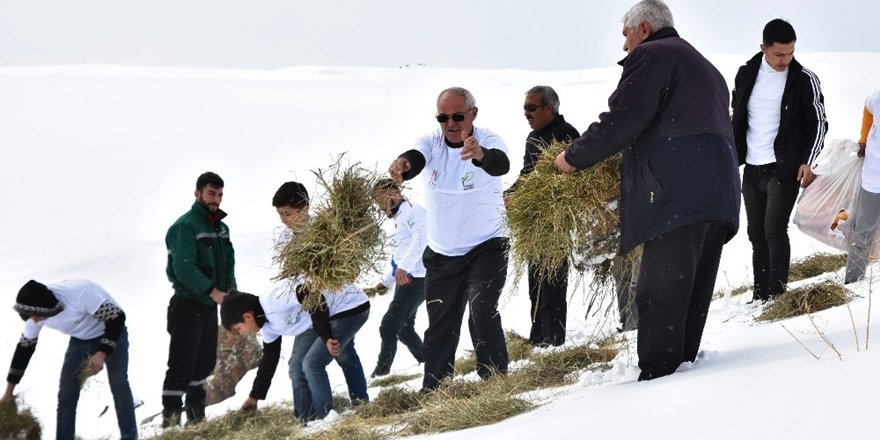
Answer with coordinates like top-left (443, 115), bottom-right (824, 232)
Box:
top-left (1, 279), bottom-right (138, 440)
top-left (221, 283), bottom-right (370, 423)
top-left (220, 288), bottom-right (312, 420)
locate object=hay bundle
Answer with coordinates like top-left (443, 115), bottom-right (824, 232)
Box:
top-left (274, 159), bottom-right (385, 310)
top-left (757, 281), bottom-right (851, 322)
top-left (0, 399), bottom-right (41, 440)
top-left (506, 140), bottom-right (621, 283)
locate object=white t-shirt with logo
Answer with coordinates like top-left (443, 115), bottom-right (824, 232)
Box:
top-left (258, 281), bottom-right (313, 344)
top-left (413, 127), bottom-right (509, 256)
top-left (381, 200), bottom-right (427, 286)
top-left (21, 279), bottom-right (121, 341)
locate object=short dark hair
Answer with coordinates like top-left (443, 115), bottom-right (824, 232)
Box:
top-left (372, 178), bottom-right (400, 193)
top-left (272, 181), bottom-right (309, 209)
top-left (762, 19), bottom-right (796, 46)
top-left (196, 172), bottom-right (224, 191)
top-left (220, 291), bottom-right (264, 330)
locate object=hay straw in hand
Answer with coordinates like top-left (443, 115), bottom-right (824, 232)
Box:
top-left (506, 140), bottom-right (621, 284)
top-left (273, 158), bottom-right (385, 310)
top-left (77, 358), bottom-right (99, 388)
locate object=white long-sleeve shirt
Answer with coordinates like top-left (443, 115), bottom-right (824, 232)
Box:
top-left (413, 127), bottom-right (509, 256)
top-left (381, 199), bottom-right (427, 286)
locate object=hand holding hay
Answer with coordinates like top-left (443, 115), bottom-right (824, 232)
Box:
top-left (77, 355), bottom-right (103, 388)
top-left (506, 140), bottom-right (622, 284)
top-left (273, 158), bottom-right (385, 310)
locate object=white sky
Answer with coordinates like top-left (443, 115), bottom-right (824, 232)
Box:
top-left (0, 0), bottom-right (875, 70)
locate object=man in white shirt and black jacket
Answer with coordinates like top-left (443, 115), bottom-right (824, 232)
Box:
top-left (388, 87), bottom-right (510, 391)
top-left (731, 19), bottom-right (828, 302)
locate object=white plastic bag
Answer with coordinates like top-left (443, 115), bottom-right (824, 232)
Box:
top-left (793, 139), bottom-right (864, 252)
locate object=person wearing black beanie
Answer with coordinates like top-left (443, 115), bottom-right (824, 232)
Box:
top-left (2, 279), bottom-right (137, 440)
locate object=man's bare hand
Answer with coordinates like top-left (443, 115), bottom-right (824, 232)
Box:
top-left (460, 134), bottom-right (485, 162)
top-left (389, 158), bottom-right (412, 184)
top-left (555, 151), bottom-right (576, 173)
top-left (210, 288), bottom-right (227, 305)
top-left (394, 268), bottom-right (412, 285)
top-left (797, 164), bottom-right (816, 188)
top-left (326, 338), bottom-right (341, 357)
top-left (241, 397), bottom-right (258, 411)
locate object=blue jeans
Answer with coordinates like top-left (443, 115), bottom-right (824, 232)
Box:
top-left (289, 309), bottom-right (370, 420)
top-left (288, 311), bottom-right (370, 422)
top-left (58, 328), bottom-right (137, 440)
top-left (375, 278), bottom-right (425, 375)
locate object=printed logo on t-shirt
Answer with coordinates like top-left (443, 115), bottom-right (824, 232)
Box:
top-left (284, 310), bottom-right (305, 327)
top-left (429, 169), bottom-right (440, 189)
top-left (460, 172), bottom-right (475, 190)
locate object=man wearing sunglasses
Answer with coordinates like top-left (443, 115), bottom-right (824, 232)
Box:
top-left (555, 0), bottom-right (740, 381)
top-left (505, 86), bottom-right (579, 347)
top-left (388, 87), bottom-right (510, 391)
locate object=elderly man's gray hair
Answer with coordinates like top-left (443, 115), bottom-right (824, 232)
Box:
top-left (438, 87), bottom-right (476, 109)
top-left (526, 86), bottom-right (561, 114)
top-left (622, 0), bottom-right (674, 31)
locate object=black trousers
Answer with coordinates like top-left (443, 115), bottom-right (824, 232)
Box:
top-left (527, 261), bottom-right (568, 346)
top-left (636, 222), bottom-right (731, 380)
top-left (742, 164), bottom-right (800, 297)
top-left (162, 296), bottom-right (218, 412)
top-left (421, 237), bottom-right (509, 390)
top-left (374, 277), bottom-right (426, 375)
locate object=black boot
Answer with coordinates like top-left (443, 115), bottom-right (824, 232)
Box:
top-left (161, 409), bottom-right (182, 428)
top-left (185, 403), bottom-right (206, 426)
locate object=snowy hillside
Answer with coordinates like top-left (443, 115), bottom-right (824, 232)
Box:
top-left (1, 52), bottom-right (879, 439)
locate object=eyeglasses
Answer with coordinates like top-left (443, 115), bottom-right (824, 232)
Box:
top-left (523, 104), bottom-right (546, 112)
top-left (436, 112), bottom-right (467, 123)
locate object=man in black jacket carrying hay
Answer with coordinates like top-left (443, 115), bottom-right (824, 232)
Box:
top-left (555, 0), bottom-right (740, 380)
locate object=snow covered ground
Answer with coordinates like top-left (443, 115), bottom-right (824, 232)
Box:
top-left (1, 52), bottom-right (878, 439)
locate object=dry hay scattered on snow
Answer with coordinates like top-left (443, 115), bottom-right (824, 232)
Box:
top-left (757, 280), bottom-right (851, 322)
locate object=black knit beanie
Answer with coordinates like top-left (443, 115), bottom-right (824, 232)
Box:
top-left (14, 280), bottom-right (63, 320)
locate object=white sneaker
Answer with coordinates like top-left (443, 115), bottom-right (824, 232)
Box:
top-left (306, 409), bottom-right (340, 428)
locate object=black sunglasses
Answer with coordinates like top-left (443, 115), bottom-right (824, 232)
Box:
top-left (436, 112), bottom-right (467, 123)
top-left (523, 103), bottom-right (545, 112)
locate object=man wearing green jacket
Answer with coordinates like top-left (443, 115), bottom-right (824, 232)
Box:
top-left (161, 171), bottom-right (236, 427)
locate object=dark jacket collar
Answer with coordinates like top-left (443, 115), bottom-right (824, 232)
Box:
top-left (531, 114), bottom-right (569, 137)
top-left (745, 51), bottom-right (802, 78)
top-left (618, 27), bottom-right (679, 66)
top-left (191, 201), bottom-right (228, 224)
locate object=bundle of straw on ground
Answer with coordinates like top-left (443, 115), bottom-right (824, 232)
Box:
top-left (788, 252), bottom-right (847, 282)
top-left (274, 159), bottom-right (385, 310)
top-left (506, 140), bottom-right (621, 285)
top-left (0, 399), bottom-right (41, 440)
top-left (149, 406), bottom-right (302, 440)
top-left (404, 378), bottom-right (533, 435)
top-left (757, 280), bottom-right (851, 322)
